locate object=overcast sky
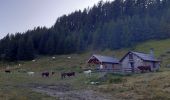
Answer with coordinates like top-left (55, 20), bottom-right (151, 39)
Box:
top-left (0, 0), bottom-right (113, 38)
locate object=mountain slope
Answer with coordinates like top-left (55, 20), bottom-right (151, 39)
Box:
top-left (3, 38), bottom-right (168, 72)
top-left (1, 0), bottom-right (170, 61)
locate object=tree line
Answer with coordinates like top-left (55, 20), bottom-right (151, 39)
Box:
top-left (1, 0), bottom-right (170, 61)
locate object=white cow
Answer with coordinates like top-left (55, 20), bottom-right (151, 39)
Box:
top-left (90, 82), bottom-right (99, 85)
top-left (32, 60), bottom-right (36, 62)
top-left (52, 57), bottom-right (56, 60)
top-left (27, 72), bottom-right (35, 76)
top-left (84, 70), bottom-right (92, 76)
top-left (67, 56), bottom-right (71, 59)
top-left (18, 64), bottom-right (21, 67)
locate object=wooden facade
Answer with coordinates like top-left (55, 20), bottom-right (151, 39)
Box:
top-left (87, 55), bottom-right (121, 73)
top-left (87, 51), bottom-right (161, 74)
top-left (120, 51), bottom-right (160, 73)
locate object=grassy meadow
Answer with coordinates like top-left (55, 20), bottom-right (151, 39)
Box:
top-left (0, 39), bottom-right (170, 100)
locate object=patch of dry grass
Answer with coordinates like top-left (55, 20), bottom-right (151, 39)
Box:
top-left (97, 70), bottom-right (170, 100)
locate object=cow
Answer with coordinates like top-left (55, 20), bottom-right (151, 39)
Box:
top-left (138, 66), bottom-right (151, 73)
top-left (42, 72), bottom-right (50, 77)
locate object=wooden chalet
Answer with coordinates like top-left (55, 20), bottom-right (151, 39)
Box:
top-left (120, 50), bottom-right (161, 73)
top-left (87, 54), bottom-right (121, 72)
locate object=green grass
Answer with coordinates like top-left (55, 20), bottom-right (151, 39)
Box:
top-left (135, 39), bottom-right (170, 56)
top-left (0, 72), bottom-right (57, 100)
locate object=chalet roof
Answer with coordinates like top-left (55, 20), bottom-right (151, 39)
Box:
top-left (88, 54), bottom-right (119, 64)
top-left (120, 51), bottom-right (160, 62)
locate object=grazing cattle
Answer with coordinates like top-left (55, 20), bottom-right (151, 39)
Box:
top-left (5, 70), bottom-right (11, 73)
top-left (52, 72), bottom-right (55, 75)
top-left (61, 72), bottom-right (66, 79)
top-left (61, 72), bottom-right (75, 79)
top-left (32, 60), bottom-right (36, 62)
top-left (67, 72), bottom-right (75, 77)
top-left (18, 64), bottom-right (21, 67)
top-left (67, 56), bottom-right (71, 59)
top-left (52, 57), bottom-right (56, 60)
top-left (138, 66), bottom-right (151, 73)
top-left (90, 81), bottom-right (99, 85)
top-left (27, 72), bottom-right (35, 76)
top-left (84, 70), bottom-right (92, 76)
top-left (42, 72), bottom-right (50, 77)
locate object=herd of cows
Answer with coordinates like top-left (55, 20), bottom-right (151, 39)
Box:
top-left (3, 67), bottom-right (92, 80)
top-left (41, 71), bottom-right (76, 79)
top-left (4, 69), bottom-right (77, 79)
top-left (1, 56), bottom-right (94, 81)
top-left (1, 57), bottom-right (81, 79)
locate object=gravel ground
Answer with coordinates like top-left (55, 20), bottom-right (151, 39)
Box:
top-left (30, 83), bottom-right (113, 100)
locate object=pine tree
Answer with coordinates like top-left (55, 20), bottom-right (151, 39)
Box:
top-left (25, 36), bottom-right (35, 60)
top-left (17, 37), bottom-right (26, 60)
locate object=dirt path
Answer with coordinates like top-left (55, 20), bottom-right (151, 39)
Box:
top-left (29, 83), bottom-right (113, 100)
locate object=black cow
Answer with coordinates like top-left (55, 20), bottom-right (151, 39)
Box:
top-left (5, 70), bottom-right (11, 73)
top-left (42, 72), bottom-right (49, 77)
top-left (61, 72), bottom-right (75, 79)
top-left (138, 66), bottom-right (151, 73)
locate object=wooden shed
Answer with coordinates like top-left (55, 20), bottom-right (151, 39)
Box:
top-left (87, 54), bottom-right (121, 72)
top-left (120, 50), bottom-right (161, 73)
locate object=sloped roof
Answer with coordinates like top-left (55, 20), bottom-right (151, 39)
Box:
top-left (132, 51), bottom-right (160, 61)
top-left (88, 54), bottom-right (119, 64)
top-left (120, 51), bottom-right (160, 62)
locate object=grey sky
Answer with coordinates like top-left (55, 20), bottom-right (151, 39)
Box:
top-left (0, 0), bottom-right (112, 38)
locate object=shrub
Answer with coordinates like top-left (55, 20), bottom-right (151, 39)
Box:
top-left (107, 77), bottom-right (125, 84)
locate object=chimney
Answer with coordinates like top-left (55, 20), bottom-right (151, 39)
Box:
top-left (150, 48), bottom-right (154, 58)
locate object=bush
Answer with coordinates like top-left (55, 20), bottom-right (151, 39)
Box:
top-left (107, 77), bottom-right (124, 84)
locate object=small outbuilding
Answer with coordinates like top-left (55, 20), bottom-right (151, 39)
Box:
top-left (120, 50), bottom-right (161, 73)
top-left (87, 54), bottom-right (121, 72)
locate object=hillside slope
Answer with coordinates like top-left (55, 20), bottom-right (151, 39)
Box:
top-left (2, 38), bottom-right (169, 71)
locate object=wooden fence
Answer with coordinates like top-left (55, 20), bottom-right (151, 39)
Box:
top-left (94, 67), bottom-right (142, 74)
